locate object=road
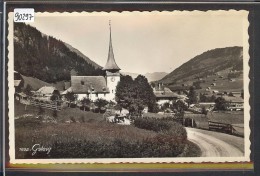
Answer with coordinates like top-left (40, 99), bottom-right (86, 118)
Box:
top-left (186, 128), bottom-right (244, 157)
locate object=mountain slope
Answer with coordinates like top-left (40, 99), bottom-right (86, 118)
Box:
top-left (64, 43), bottom-right (101, 69)
top-left (160, 46), bottom-right (243, 85)
top-left (14, 23), bottom-right (104, 83)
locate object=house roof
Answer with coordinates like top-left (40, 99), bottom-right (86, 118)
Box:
top-left (64, 82), bottom-right (71, 90)
top-left (224, 96), bottom-right (244, 103)
top-left (71, 76), bottom-right (109, 93)
top-left (103, 23), bottom-right (120, 71)
top-left (37, 86), bottom-right (57, 95)
top-left (61, 87), bottom-right (72, 95)
top-left (154, 87), bottom-right (182, 98)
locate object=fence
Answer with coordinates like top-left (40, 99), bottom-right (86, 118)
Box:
top-left (208, 121), bottom-right (235, 134)
top-left (29, 100), bottom-right (62, 111)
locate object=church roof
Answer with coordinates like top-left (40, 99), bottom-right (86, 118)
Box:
top-left (71, 76), bottom-right (109, 94)
top-left (103, 22), bottom-right (121, 71)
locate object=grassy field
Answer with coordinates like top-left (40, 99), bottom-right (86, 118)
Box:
top-left (15, 100), bottom-right (104, 123)
top-left (184, 111), bottom-right (244, 136)
top-left (14, 100), bottom-right (201, 158)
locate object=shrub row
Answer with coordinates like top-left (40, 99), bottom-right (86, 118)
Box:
top-left (133, 117), bottom-right (187, 151)
top-left (79, 106), bottom-right (106, 113)
top-left (26, 135), bottom-right (187, 158)
top-left (133, 117), bottom-right (183, 133)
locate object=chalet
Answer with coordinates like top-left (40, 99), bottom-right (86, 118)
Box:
top-left (212, 90), bottom-right (219, 94)
top-left (35, 86), bottom-right (59, 101)
top-left (224, 96), bottom-right (244, 111)
top-left (65, 22), bottom-right (121, 102)
top-left (230, 91), bottom-right (242, 97)
top-left (211, 83), bottom-right (216, 86)
top-left (153, 84), bottom-right (185, 105)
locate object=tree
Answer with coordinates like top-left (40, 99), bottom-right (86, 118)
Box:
top-left (24, 84), bottom-right (33, 96)
top-left (94, 98), bottom-right (109, 113)
top-left (215, 97), bottom-right (227, 111)
top-left (171, 100), bottom-right (188, 113)
top-left (65, 91), bottom-right (77, 107)
top-left (81, 97), bottom-right (91, 111)
top-left (50, 90), bottom-right (60, 102)
top-left (199, 93), bottom-right (207, 102)
top-left (210, 95), bottom-right (217, 102)
top-left (115, 75), bottom-right (157, 116)
top-left (241, 89), bottom-right (244, 99)
top-left (187, 86), bottom-right (198, 105)
top-left (193, 81), bottom-right (202, 89)
top-left (134, 75), bottom-right (157, 113)
top-left (201, 106), bottom-right (208, 115)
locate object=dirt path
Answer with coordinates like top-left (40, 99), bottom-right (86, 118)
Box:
top-left (186, 128), bottom-right (244, 157)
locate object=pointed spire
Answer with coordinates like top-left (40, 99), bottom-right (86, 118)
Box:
top-left (103, 20), bottom-right (121, 72)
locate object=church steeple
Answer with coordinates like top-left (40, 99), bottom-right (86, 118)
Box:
top-left (103, 21), bottom-right (121, 72)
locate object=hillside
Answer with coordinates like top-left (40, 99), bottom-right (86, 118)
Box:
top-left (158, 46), bottom-right (243, 92)
top-left (64, 43), bottom-right (101, 69)
top-left (14, 23), bottom-right (104, 83)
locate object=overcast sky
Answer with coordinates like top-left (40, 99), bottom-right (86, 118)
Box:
top-left (28, 11), bottom-right (247, 74)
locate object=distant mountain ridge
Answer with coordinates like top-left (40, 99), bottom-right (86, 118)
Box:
top-left (122, 72), bottom-right (168, 82)
top-left (14, 23), bottom-right (104, 83)
top-left (159, 46), bottom-right (243, 85)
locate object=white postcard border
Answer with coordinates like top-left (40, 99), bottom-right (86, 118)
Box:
top-left (8, 10), bottom-right (251, 164)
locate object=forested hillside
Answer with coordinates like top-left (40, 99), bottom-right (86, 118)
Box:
top-left (160, 46), bottom-right (243, 84)
top-left (14, 23), bottom-right (104, 83)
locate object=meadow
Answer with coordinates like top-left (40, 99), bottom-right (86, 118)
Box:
top-left (184, 111), bottom-right (244, 136)
top-left (14, 100), bottom-right (201, 159)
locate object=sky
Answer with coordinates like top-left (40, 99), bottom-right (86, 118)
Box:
top-left (28, 11), bottom-right (247, 75)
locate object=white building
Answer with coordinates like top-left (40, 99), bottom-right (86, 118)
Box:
top-left (68, 22), bottom-right (121, 102)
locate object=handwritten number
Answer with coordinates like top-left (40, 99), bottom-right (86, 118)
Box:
top-left (14, 12), bottom-right (34, 22)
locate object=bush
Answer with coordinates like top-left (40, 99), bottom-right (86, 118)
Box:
top-left (52, 110), bottom-right (58, 118)
top-left (69, 103), bottom-right (76, 108)
top-left (80, 116), bottom-right (85, 123)
top-left (100, 107), bottom-right (106, 114)
top-left (15, 117), bottom-right (42, 129)
top-left (133, 118), bottom-right (172, 132)
top-left (70, 116), bottom-right (76, 123)
top-left (38, 106), bottom-right (45, 115)
top-left (49, 135), bottom-right (186, 158)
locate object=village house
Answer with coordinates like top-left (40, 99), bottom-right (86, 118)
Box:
top-left (64, 22), bottom-right (121, 102)
top-left (211, 82), bottom-right (216, 86)
top-left (229, 91), bottom-right (242, 97)
top-left (35, 86), bottom-right (59, 101)
top-left (224, 96), bottom-right (244, 111)
top-left (153, 83), bottom-right (186, 105)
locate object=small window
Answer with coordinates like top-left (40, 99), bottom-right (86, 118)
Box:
top-left (104, 93), bottom-right (106, 97)
top-left (81, 81), bottom-right (84, 85)
top-left (112, 90), bottom-right (113, 93)
top-left (96, 93), bottom-right (98, 97)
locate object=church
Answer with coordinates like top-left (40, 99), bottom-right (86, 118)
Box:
top-left (69, 22), bottom-right (121, 102)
